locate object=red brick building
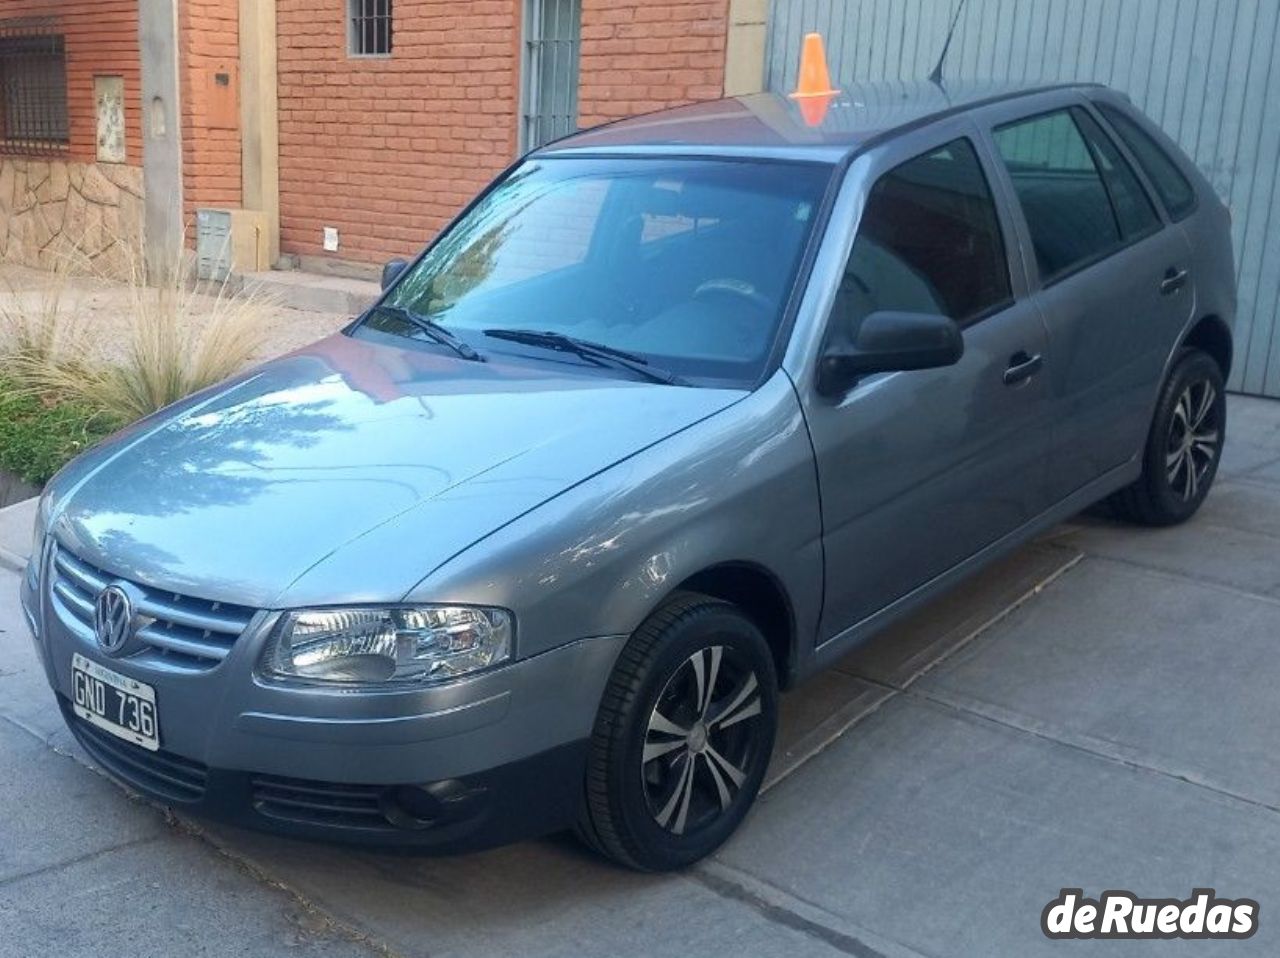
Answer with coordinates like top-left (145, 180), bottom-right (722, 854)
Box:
top-left (275, 0), bottom-right (742, 267)
top-left (0, 0), bottom-right (143, 273)
top-left (0, 0), bottom-right (766, 276)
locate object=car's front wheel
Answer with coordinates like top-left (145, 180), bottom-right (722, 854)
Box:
top-left (577, 592), bottom-right (778, 871)
top-left (1110, 347), bottom-right (1226, 525)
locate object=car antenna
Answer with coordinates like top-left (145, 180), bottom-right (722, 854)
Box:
top-left (928, 0), bottom-right (970, 87)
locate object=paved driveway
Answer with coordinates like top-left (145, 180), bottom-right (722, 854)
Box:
top-left (0, 395), bottom-right (1277, 957)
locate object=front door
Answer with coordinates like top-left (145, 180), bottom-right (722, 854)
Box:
top-left (800, 129), bottom-right (1053, 642)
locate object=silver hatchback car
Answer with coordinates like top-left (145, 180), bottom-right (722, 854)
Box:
top-left (21, 81), bottom-right (1233, 870)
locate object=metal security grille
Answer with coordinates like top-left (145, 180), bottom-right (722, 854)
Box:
top-left (0, 17), bottom-right (68, 154)
top-left (348, 0), bottom-right (392, 56)
top-left (521, 0), bottom-right (581, 150)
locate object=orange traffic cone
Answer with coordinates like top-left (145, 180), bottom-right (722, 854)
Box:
top-left (789, 32), bottom-right (839, 127)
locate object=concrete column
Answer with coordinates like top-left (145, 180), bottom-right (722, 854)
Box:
top-left (724, 0), bottom-right (768, 97)
top-left (239, 0), bottom-right (280, 267)
top-left (138, 0), bottom-right (184, 277)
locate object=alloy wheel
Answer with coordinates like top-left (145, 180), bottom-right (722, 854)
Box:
top-left (1165, 379), bottom-right (1221, 502)
top-left (641, 645), bottom-right (766, 836)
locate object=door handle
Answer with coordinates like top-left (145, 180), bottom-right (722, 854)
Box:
top-left (1003, 351), bottom-right (1043, 386)
top-left (1160, 267), bottom-right (1189, 295)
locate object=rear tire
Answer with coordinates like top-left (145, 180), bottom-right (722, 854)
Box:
top-left (1109, 348), bottom-right (1226, 526)
top-left (577, 592), bottom-right (778, 871)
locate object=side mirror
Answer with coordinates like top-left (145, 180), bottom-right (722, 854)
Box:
top-left (817, 310), bottom-right (963, 397)
top-left (381, 258), bottom-right (409, 291)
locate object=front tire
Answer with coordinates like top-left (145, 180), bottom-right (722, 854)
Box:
top-left (577, 592), bottom-right (778, 871)
top-left (1110, 348), bottom-right (1226, 526)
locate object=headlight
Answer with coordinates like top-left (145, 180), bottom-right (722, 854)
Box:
top-left (259, 605), bottom-right (513, 686)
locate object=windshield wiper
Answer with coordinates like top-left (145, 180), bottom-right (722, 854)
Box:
top-left (367, 304), bottom-right (484, 362)
top-left (482, 328), bottom-right (685, 385)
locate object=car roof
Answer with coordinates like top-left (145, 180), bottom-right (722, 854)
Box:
top-left (540, 80), bottom-right (1106, 163)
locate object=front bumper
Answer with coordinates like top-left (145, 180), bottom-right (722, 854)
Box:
top-left (59, 696), bottom-right (589, 849)
top-left (24, 548), bottom-right (625, 849)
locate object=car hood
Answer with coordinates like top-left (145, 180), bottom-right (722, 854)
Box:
top-left (49, 333), bottom-right (744, 608)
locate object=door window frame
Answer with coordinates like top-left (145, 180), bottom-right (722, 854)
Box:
top-left (1071, 106), bottom-right (1163, 245)
top-left (1088, 98), bottom-right (1199, 225)
top-left (838, 133), bottom-right (1018, 331)
top-left (816, 117), bottom-right (1031, 352)
top-left (978, 97), bottom-right (1169, 292)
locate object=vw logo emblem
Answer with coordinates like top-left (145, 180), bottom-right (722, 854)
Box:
top-left (94, 584), bottom-right (134, 655)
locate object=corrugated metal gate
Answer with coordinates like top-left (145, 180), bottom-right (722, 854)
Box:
top-left (767, 0), bottom-right (1280, 398)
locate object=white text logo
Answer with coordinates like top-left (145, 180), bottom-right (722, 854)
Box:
top-left (1042, 888), bottom-right (1258, 940)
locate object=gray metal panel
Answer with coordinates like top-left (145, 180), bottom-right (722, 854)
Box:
top-left (194, 208), bottom-right (232, 282)
top-left (767, 0), bottom-right (1280, 397)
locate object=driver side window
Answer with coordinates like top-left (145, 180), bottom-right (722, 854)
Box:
top-left (831, 138), bottom-right (1012, 343)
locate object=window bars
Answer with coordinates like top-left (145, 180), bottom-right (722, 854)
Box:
top-left (349, 0), bottom-right (392, 57)
top-left (0, 17), bottom-right (68, 155)
top-left (521, 0), bottom-right (581, 151)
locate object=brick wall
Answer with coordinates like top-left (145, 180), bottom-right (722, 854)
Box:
top-left (276, 0), bottom-right (520, 265)
top-left (179, 0), bottom-right (242, 228)
top-left (0, 0), bottom-right (142, 166)
top-left (577, 0), bottom-right (727, 127)
top-left (275, 0), bottom-right (729, 267)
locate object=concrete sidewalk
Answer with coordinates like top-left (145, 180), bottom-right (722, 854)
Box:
top-left (0, 637), bottom-right (385, 957)
top-left (0, 395), bottom-right (1277, 957)
top-left (241, 268), bottom-right (379, 315)
top-left (0, 495), bottom-right (33, 572)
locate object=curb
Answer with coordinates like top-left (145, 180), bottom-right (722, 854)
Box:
top-left (0, 546), bottom-right (25, 574)
top-left (0, 495), bottom-right (36, 573)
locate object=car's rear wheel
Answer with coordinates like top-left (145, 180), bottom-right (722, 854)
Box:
top-left (577, 592), bottom-right (778, 871)
top-left (1110, 348), bottom-right (1226, 526)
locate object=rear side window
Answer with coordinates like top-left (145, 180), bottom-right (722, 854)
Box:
top-left (1097, 103), bottom-right (1197, 220)
top-left (832, 137), bottom-right (1011, 336)
top-left (1073, 108), bottom-right (1160, 239)
top-left (993, 110), bottom-right (1122, 282)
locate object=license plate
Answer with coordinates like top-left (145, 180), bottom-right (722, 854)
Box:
top-left (71, 653), bottom-right (159, 752)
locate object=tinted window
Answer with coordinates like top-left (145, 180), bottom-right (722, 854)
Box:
top-left (994, 110), bottom-right (1122, 281)
top-left (1074, 108), bottom-right (1160, 239)
top-left (1097, 103), bottom-right (1197, 220)
top-left (832, 138), bottom-right (1010, 339)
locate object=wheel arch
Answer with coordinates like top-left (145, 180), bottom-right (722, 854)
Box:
top-left (1181, 314), bottom-right (1232, 380)
top-left (670, 561), bottom-right (797, 688)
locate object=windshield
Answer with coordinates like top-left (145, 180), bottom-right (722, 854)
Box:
top-left (366, 156), bottom-right (832, 386)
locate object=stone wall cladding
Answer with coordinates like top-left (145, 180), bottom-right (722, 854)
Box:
top-left (0, 0), bottom-right (143, 276)
top-left (0, 158), bottom-right (144, 276)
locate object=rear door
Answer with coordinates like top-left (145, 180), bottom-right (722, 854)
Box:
top-left (798, 121), bottom-right (1053, 640)
top-left (980, 97), bottom-right (1196, 502)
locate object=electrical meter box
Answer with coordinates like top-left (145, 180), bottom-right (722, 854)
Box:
top-left (195, 208), bottom-right (270, 280)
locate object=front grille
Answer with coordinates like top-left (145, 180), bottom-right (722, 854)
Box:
top-left (48, 543), bottom-right (256, 671)
top-left (251, 774), bottom-right (393, 831)
top-left (65, 704), bottom-right (208, 803)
